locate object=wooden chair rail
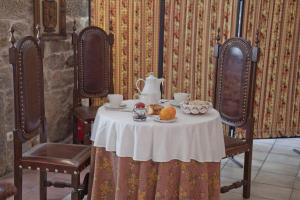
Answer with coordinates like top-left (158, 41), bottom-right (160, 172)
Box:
top-left (221, 180), bottom-right (246, 193)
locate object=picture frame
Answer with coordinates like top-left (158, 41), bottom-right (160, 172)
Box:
top-left (33, 0), bottom-right (67, 40)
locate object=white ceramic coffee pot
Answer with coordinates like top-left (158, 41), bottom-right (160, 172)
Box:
top-left (136, 72), bottom-right (164, 104)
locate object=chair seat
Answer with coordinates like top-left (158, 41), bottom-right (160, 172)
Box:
top-left (74, 106), bottom-right (99, 122)
top-left (224, 135), bottom-right (249, 156)
top-left (21, 143), bottom-right (90, 173)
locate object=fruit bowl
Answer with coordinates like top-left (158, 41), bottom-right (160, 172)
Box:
top-left (180, 100), bottom-right (212, 115)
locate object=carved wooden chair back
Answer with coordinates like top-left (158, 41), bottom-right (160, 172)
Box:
top-left (71, 22), bottom-right (114, 144)
top-left (9, 26), bottom-right (90, 200)
top-left (213, 30), bottom-right (259, 198)
top-left (9, 26), bottom-right (46, 153)
top-left (213, 31), bottom-right (259, 141)
top-left (72, 23), bottom-right (114, 107)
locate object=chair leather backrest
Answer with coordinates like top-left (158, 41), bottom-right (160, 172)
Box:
top-left (77, 26), bottom-right (113, 98)
top-left (12, 36), bottom-right (45, 141)
top-left (214, 38), bottom-right (257, 127)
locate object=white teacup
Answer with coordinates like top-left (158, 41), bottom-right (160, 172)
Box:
top-left (174, 93), bottom-right (190, 104)
top-left (108, 94), bottom-right (123, 108)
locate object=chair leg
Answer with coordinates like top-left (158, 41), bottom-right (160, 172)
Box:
top-left (39, 171), bottom-right (47, 200)
top-left (229, 156), bottom-right (243, 168)
top-left (73, 116), bottom-right (78, 144)
top-left (14, 167), bottom-right (22, 200)
top-left (80, 173), bottom-right (90, 199)
top-left (71, 173), bottom-right (81, 200)
top-left (243, 150), bottom-right (253, 198)
top-left (87, 148), bottom-right (96, 200)
top-left (293, 148), bottom-right (300, 155)
top-left (83, 122), bottom-right (92, 145)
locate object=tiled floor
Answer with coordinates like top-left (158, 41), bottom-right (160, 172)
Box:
top-left (221, 138), bottom-right (300, 200)
top-left (1, 138), bottom-right (300, 200)
top-left (0, 169), bottom-right (89, 200)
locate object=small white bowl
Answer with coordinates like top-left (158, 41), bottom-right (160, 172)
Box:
top-left (180, 100), bottom-right (212, 115)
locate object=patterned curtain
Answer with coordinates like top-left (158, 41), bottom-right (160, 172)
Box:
top-left (91, 0), bottom-right (300, 138)
top-left (162, 0), bottom-right (237, 101)
top-left (91, 0), bottom-right (161, 99)
top-left (242, 0), bottom-right (300, 138)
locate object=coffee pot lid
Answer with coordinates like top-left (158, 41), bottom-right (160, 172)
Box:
top-left (146, 72), bottom-right (156, 80)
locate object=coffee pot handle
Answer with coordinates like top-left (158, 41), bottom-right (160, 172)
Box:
top-left (160, 79), bottom-right (164, 97)
top-left (136, 79), bottom-right (144, 94)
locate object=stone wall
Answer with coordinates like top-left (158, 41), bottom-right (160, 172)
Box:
top-left (0, 0), bottom-right (89, 177)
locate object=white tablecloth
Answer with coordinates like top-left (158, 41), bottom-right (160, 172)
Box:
top-left (91, 100), bottom-right (225, 162)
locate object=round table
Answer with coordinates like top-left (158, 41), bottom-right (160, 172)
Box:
top-left (91, 100), bottom-right (225, 162)
top-left (89, 100), bottom-right (225, 200)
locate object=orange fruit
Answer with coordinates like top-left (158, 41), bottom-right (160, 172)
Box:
top-left (159, 106), bottom-right (176, 120)
top-left (168, 106), bottom-right (176, 117)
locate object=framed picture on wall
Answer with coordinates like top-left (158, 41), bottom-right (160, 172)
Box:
top-left (33, 0), bottom-right (67, 40)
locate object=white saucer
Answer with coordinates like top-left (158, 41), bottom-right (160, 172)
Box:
top-left (153, 116), bottom-right (177, 123)
top-left (169, 100), bottom-right (181, 107)
top-left (104, 103), bottom-right (127, 109)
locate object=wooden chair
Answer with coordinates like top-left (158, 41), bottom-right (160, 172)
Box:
top-left (9, 26), bottom-right (90, 200)
top-left (213, 29), bottom-right (260, 198)
top-left (72, 21), bottom-right (114, 144)
top-left (0, 182), bottom-right (17, 199)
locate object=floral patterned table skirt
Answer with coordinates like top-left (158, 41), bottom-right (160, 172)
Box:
top-left (89, 147), bottom-right (221, 200)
